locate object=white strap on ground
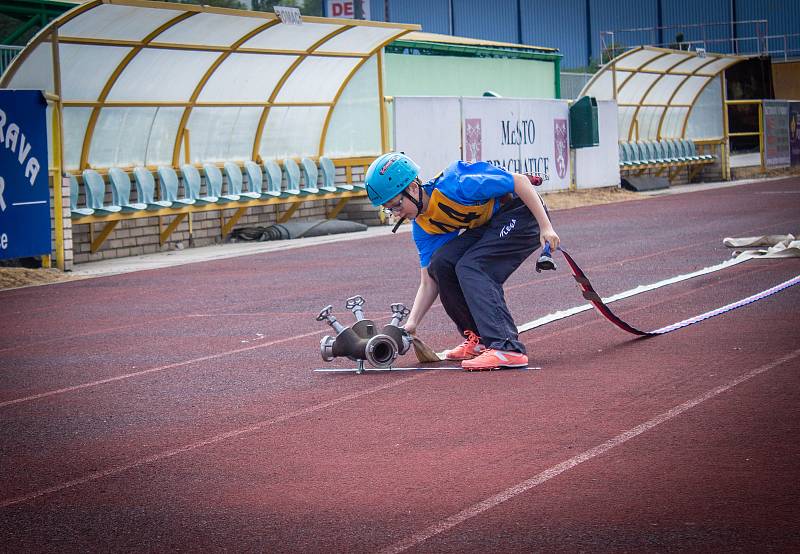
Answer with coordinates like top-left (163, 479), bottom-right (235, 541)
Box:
top-left (730, 235), bottom-right (800, 260)
top-left (432, 234), bottom-right (798, 353)
top-left (722, 234), bottom-right (794, 248)
top-left (517, 255), bottom-right (748, 334)
top-left (517, 233), bottom-right (799, 335)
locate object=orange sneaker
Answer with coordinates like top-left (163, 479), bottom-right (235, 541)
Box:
top-left (461, 349), bottom-right (528, 371)
top-left (444, 330), bottom-right (484, 361)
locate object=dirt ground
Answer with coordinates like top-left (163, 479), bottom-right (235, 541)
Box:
top-left (0, 268), bottom-right (81, 290)
top-left (540, 185), bottom-right (642, 210)
top-left (0, 187), bottom-right (642, 290)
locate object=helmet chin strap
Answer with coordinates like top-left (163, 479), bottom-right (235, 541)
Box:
top-left (391, 180), bottom-right (424, 233)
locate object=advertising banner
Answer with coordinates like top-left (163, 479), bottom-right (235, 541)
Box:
top-left (325, 0), bottom-right (370, 19)
top-left (790, 102), bottom-right (800, 167)
top-left (461, 98), bottom-right (571, 192)
top-left (762, 100), bottom-right (790, 168)
top-left (0, 90), bottom-right (51, 260)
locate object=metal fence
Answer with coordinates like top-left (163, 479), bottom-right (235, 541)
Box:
top-left (0, 45), bottom-right (23, 77)
top-left (599, 20), bottom-right (800, 63)
top-left (560, 72), bottom-right (594, 99)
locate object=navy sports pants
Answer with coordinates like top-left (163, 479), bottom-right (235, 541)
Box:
top-left (426, 198), bottom-right (542, 354)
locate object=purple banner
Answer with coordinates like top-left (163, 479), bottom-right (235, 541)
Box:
top-left (790, 102), bottom-right (800, 167)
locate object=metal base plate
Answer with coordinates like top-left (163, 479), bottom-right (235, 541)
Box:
top-left (314, 366), bottom-right (542, 373)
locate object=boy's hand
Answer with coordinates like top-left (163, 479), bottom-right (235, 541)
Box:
top-left (541, 227), bottom-right (560, 251)
top-left (403, 319), bottom-right (418, 336)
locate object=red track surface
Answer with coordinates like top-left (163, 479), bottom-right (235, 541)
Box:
top-left (1, 178), bottom-right (799, 552)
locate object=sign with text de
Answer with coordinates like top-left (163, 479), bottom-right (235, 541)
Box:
top-left (326, 0), bottom-right (370, 19)
top-left (0, 90), bottom-right (50, 260)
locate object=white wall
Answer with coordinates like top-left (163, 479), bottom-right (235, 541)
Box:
top-left (392, 96), bottom-right (462, 182)
top-left (575, 100), bottom-right (621, 189)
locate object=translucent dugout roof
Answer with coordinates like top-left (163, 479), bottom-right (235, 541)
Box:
top-left (579, 46), bottom-right (744, 141)
top-left (0, 0), bottom-right (418, 170)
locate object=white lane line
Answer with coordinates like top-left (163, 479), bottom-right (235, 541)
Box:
top-left (11, 201), bottom-right (48, 206)
top-left (0, 329), bottom-right (325, 409)
top-left (0, 373), bottom-right (426, 509)
top-left (438, 255), bottom-right (751, 356)
top-left (517, 255), bottom-right (750, 333)
top-left (379, 347), bottom-right (800, 554)
top-left (1, 311), bottom-right (397, 408)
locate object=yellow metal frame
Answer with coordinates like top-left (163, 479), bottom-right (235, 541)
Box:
top-left (249, 24), bottom-right (353, 163)
top-left (326, 196), bottom-right (350, 219)
top-left (89, 220), bottom-right (119, 253)
top-left (50, 28), bottom-right (66, 270)
top-left (79, 10), bottom-right (195, 170)
top-left (652, 57), bottom-right (718, 140)
top-left (377, 50), bottom-right (389, 153)
top-left (0, 0), bottom-right (418, 172)
top-left (720, 71), bottom-right (730, 180)
top-left (624, 51), bottom-right (674, 140)
top-left (582, 46), bottom-right (745, 146)
top-left (0, 0), bottom-right (420, 262)
top-left (724, 99), bottom-right (765, 172)
top-left (170, 18), bottom-right (281, 167)
top-left (316, 31), bottom-right (411, 156)
top-left (50, 109), bottom-right (64, 269)
top-left (220, 207), bottom-right (247, 237)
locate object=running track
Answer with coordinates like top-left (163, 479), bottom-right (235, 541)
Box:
top-left (1, 178), bottom-right (799, 552)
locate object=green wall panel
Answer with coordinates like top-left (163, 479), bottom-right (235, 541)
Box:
top-left (385, 54), bottom-right (555, 99)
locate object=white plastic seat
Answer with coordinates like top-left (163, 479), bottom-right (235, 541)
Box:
top-left (133, 167), bottom-right (173, 210)
top-left (203, 163), bottom-right (239, 203)
top-left (157, 166), bottom-right (195, 206)
top-left (108, 168), bottom-right (147, 212)
top-left (320, 156), bottom-right (352, 191)
top-left (225, 162), bottom-right (260, 200)
top-left (263, 160), bottom-right (289, 196)
top-left (81, 169), bottom-right (122, 215)
top-left (243, 161), bottom-right (266, 198)
top-left (68, 174), bottom-right (94, 217)
top-left (302, 158), bottom-right (333, 193)
top-left (180, 164), bottom-right (217, 205)
top-left (284, 158), bottom-right (314, 195)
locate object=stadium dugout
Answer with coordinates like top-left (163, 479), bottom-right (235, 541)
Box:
top-left (0, 0), bottom-right (419, 267)
top-left (580, 45), bottom-right (745, 184)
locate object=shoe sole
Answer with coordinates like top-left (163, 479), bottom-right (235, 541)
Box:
top-left (462, 362), bottom-right (528, 371)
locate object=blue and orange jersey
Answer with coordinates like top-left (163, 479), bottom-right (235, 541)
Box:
top-left (412, 161), bottom-right (516, 267)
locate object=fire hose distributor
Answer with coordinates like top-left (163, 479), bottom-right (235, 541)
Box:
top-left (317, 296), bottom-right (412, 372)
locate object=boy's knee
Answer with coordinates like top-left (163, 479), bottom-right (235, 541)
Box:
top-left (454, 256), bottom-right (482, 279)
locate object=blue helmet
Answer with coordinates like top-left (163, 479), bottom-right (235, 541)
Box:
top-left (365, 152), bottom-right (420, 207)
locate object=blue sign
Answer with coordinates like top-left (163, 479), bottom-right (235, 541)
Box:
top-left (0, 90), bottom-right (50, 260)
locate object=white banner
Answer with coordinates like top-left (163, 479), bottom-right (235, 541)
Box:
top-left (575, 100), bottom-right (621, 189)
top-left (393, 97), bottom-right (462, 182)
top-left (461, 98), bottom-right (571, 192)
